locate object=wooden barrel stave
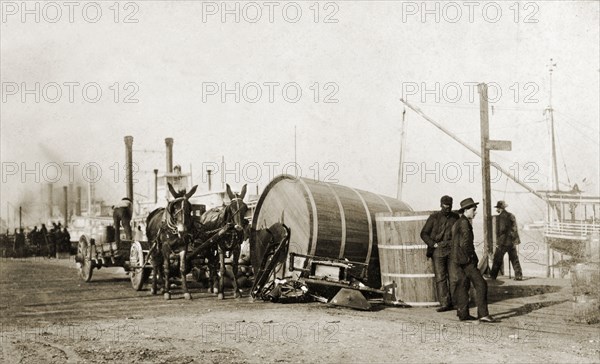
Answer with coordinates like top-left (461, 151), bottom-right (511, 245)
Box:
top-left (376, 212), bottom-right (437, 306)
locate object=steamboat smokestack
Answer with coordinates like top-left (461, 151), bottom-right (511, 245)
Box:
top-left (125, 136), bottom-right (134, 203)
top-left (63, 186), bottom-right (68, 227)
top-left (207, 169), bottom-right (212, 191)
top-left (47, 183), bottom-right (53, 218)
top-left (154, 169), bottom-right (159, 203)
top-left (165, 137), bottom-right (174, 173)
top-left (68, 182), bottom-right (75, 218)
top-left (76, 186), bottom-right (82, 215)
top-left (87, 182), bottom-right (94, 216)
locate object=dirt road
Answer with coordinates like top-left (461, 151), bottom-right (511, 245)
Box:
top-left (1, 257), bottom-right (598, 363)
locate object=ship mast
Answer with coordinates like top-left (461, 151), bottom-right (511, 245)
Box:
top-left (544, 58), bottom-right (560, 278)
top-left (546, 58), bottom-right (560, 192)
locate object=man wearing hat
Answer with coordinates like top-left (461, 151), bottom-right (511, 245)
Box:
top-left (420, 195), bottom-right (460, 312)
top-left (113, 197), bottom-right (133, 243)
top-left (450, 197), bottom-right (495, 322)
top-left (490, 200), bottom-right (523, 280)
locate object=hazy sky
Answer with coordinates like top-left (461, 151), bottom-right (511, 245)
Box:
top-left (1, 0), bottom-right (599, 226)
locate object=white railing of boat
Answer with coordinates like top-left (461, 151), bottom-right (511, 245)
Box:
top-left (544, 221), bottom-right (600, 240)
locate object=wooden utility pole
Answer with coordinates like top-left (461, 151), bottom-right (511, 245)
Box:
top-left (477, 83), bottom-right (512, 272)
top-left (479, 84), bottom-right (494, 272)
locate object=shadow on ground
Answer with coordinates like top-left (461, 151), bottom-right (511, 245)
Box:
top-left (487, 284), bottom-right (563, 303)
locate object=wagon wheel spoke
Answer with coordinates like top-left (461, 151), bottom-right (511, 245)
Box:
top-left (78, 237), bottom-right (93, 282)
top-left (130, 241), bottom-right (150, 291)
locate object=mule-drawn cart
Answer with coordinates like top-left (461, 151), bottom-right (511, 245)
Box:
top-left (75, 225), bottom-right (153, 291)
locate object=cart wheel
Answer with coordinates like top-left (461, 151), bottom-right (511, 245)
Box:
top-left (130, 241), bottom-right (150, 291)
top-left (78, 236), bottom-right (93, 282)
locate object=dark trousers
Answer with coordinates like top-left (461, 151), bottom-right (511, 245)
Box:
top-left (432, 247), bottom-right (452, 307)
top-left (113, 207), bottom-right (132, 242)
top-left (490, 245), bottom-right (522, 279)
top-left (448, 261), bottom-right (466, 307)
top-left (453, 262), bottom-right (489, 319)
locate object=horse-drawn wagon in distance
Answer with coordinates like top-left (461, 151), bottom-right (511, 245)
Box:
top-left (74, 215), bottom-right (154, 291)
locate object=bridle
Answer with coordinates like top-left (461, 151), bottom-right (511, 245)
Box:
top-left (164, 197), bottom-right (189, 236)
top-left (226, 196), bottom-right (246, 228)
top-left (216, 196), bottom-right (246, 249)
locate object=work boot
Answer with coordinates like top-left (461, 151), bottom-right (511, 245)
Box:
top-left (479, 316), bottom-right (497, 323)
top-left (436, 305), bottom-right (453, 313)
top-left (459, 315), bottom-right (477, 321)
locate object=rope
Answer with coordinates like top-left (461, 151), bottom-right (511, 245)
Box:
top-left (553, 125), bottom-right (572, 187)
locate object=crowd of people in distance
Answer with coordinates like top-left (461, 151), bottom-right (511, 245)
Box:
top-left (0, 222), bottom-right (71, 258)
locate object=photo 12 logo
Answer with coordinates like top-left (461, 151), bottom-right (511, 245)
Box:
top-left (402, 162), bottom-right (540, 184)
top-left (401, 1), bottom-right (540, 23)
top-left (1, 1), bottom-right (140, 23)
top-left (0, 322), bottom-right (141, 344)
top-left (201, 161), bottom-right (339, 184)
top-left (401, 82), bottom-right (540, 104)
top-left (199, 320), bottom-right (339, 343)
top-left (201, 82), bottom-right (339, 104)
top-left (397, 320), bottom-right (540, 343)
top-left (201, 1), bottom-right (340, 23)
top-left (1, 82), bottom-right (139, 104)
top-left (1, 161), bottom-right (140, 185)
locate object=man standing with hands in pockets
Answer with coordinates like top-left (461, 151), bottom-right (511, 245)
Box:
top-left (450, 198), bottom-right (496, 323)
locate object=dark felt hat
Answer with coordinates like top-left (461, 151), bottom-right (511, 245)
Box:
top-left (495, 200), bottom-right (507, 209)
top-left (458, 197), bottom-right (479, 212)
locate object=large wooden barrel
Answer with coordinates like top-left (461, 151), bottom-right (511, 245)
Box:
top-left (251, 175), bottom-right (412, 288)
top-left (375, 212), bottom-right (437, 306)
top-left (571, 262), bottom-right (600, 324)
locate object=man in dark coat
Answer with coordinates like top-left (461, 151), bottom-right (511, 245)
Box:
top-left (490, 201), bottom-right (523, 280)
top-left (450, 198), bottom-right (495, 323)
top-left (420, 195), bottom-right (460, 312)
top-left (48, 223), bottom-right (58, 258)
top-left (28, 226), bottom-right (39, 251)
top-left (40, 224), bottom-right (49, 257)
top-left (14, 228), bottom-right (25, 257)
top-left (62, 227), bottom-right (71, 254)
top-left (113, 197), bottom-right (133, 243)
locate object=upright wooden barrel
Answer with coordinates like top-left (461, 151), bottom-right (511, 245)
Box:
top-left (375, 212), bottom-right (437, 306)
top-left (571, 262), bottom-right (600, 324)
top-left (251, 175), bottom-right (412, 288)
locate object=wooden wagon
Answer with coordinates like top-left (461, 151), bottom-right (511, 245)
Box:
top-left (75, 225), bottom-right (153, 291)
